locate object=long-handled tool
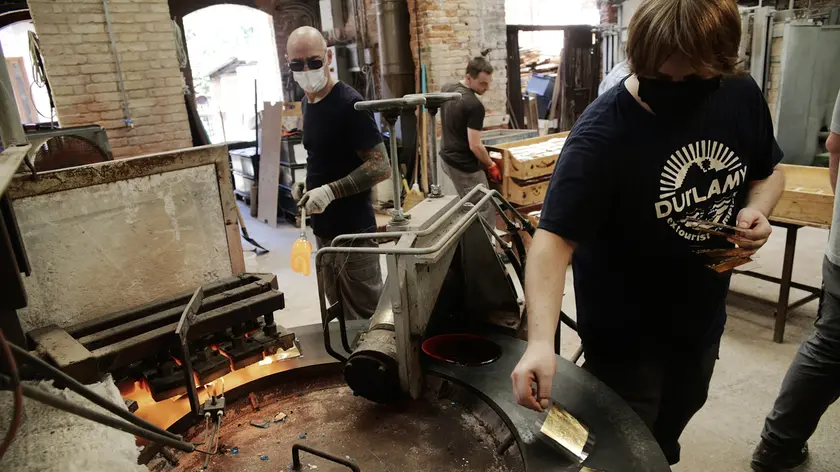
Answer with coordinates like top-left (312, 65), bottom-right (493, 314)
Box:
top-left (235, 204), bottom-right (269, 255)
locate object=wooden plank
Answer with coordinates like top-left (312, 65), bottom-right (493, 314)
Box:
top-left (281, 101), bottom-right (303, 117)
top-left (29, 325), bottom-right (100, 384)
top-left (213, 145), bottom-right (246, 274)
top-left (548, 62), bottom-right (562, 122)
top-left (0, 145), bottom-right (29, 196)
top-left (526, 96), bottom-right (539, 130)
top-left (258, 101), bottom-right (283, 228)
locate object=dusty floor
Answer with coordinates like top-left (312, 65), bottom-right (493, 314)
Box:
top-left (170, 374), bottom-right (522, 472)
top-left (239, 203), bottom-right (840, 472)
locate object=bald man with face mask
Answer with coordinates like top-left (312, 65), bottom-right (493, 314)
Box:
top-left (286, 26), bottom-right (390, 320)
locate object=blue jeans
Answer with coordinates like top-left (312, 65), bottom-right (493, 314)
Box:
top-left (760, 257), bottom-right (840, 452)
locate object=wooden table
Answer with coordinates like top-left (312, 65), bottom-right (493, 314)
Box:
top-left (734, 164), bottom-right (834, 343)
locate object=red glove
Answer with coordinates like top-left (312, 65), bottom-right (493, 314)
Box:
top-left (487, 163), bottom-right (502, 183)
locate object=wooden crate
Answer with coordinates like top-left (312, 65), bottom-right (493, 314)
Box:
top-left (488, 132), bottom-right (568, 206)
top-left (488, 132), bottom-right (568, 180)
top-left (771, 164), bottom-right (835, 228)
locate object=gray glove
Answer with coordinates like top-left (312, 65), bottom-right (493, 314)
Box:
top-left (291, 181), bottom-right (306, 202)
top-left (298, 184), bottom-right (335, 215)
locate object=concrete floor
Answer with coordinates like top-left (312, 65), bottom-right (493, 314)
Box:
top-left (240, 204), bottom-right (839, 471)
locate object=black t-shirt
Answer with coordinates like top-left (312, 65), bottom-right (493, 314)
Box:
top-left (539, 76), bottom-right (782, 356)
top-left (440, 82), bottom-right (485, 173)
top-left (302, 82), bottom-right (383, 240)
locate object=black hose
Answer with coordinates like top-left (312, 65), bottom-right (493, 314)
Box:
top-left (8, 343), bottom-right (182, 442)
top-left (0, 374), bottom-right (196, 453)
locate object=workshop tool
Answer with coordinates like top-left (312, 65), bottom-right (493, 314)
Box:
top-left (235, 204), bottom-right (269, 254)
top-left (291, 207), bottom-right (312, 276)
top-left (405, 92), bottom-right (462, 198)
top-left (354, 95), bottom-right (427, 225)
top-left (536, 402), bottom-right (596, 465)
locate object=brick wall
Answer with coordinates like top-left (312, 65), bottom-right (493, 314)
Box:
top-left (408, 0), bottom-right (508, 127)
top-left (28, 0), bottom-right (192, 158)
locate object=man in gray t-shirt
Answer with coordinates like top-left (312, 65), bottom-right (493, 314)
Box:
top-left (752, 90), bottom-right (840, 471)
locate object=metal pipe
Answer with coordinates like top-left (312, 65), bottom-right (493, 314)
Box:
top-left (377, 0), bottom-right (415, 98)
top-left (428, 108), bottom-right (442, 197)
top-left (102, 0), bottom-right (133, 128)
top-left (292, 443), bottom-right (361, 472)
top-left (331, 184), bottom-right (487, 245)
top-left (0, 375), bottom-right (196, 453)
top-left (384, 115), bottom-right (406, 224)
top-left (9, 343), bottom-right (183, 442)
top-left (318, 190), bottom-right (494, 260)
top-left (0, 41), bottom-right (27, 148)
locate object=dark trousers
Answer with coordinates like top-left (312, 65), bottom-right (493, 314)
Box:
top-left (582, 342), bottom-right (719, 465)
top-left (760, 283), bottom-right (840, 453)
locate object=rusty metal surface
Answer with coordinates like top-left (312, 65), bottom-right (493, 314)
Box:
top-left (168, 376), bottom-right (524, 472)
top-left (7, 145), bottom-right (228, 199)
top-left (78, 278), bottom-right (276, 349)
top-left (27, 273), bottom-right (286, 374)
top-left (27, 325), bottom-right (99, 384)
top-left (91, 289), bottom-right (285, 373)
top-left (67, 274), bottom-right (272, 338)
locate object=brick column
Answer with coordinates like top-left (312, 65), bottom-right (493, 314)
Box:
top-left (28, 0), bottom-right (192, 158)
top-left (408, 0), bottom-right (508, 127)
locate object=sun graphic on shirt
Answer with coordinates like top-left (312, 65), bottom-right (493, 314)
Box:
top-left (659, 140), bottom-right (742, 200)
top-left (654, 140), bottom-right (747, 244)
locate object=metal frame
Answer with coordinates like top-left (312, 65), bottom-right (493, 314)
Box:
top-left (316, 186), bottom-right (547, 396)
top-left (7, 144), bottom-right (246, 275)
top-left (734, 220), bottom-right (822, 343)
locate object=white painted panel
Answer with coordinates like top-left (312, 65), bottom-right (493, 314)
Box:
top-left (15, 165), bottom-right (232, 331)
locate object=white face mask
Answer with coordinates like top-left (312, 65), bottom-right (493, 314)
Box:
top-left (293, 67), bottom-right (328, 95)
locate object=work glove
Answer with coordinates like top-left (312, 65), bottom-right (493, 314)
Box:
top-left (487, 163), bottom-right (502, 183)
top-left (298, 184), bottom-right (335, 215)
top-left (291, 181), bottom-right (306, 202)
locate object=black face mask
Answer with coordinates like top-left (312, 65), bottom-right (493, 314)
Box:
top-left (637, 76), bottom-right (721, 119)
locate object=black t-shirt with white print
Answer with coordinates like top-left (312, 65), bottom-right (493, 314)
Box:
top-left (538, 75), bottom-right (782, 356)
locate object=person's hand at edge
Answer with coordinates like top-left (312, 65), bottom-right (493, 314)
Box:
top-left (511, 341), bottom-right (556, 412)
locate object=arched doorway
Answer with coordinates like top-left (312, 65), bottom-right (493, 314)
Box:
top-left (183, 4), bottom-right (283, 144)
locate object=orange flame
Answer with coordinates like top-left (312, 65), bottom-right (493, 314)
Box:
top-left (124, 345), bottom-right (300, 430)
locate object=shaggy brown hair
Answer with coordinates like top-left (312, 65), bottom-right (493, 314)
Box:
top-left (627, 0), bottom-right (742, 77)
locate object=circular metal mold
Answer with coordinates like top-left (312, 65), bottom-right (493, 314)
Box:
top-left (422, 334), bottom-right (502, 366)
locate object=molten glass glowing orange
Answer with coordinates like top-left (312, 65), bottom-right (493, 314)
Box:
top-left (291, 237), bottom-right (312, 276)
top-left (291, 208), bottom-right (312, 276)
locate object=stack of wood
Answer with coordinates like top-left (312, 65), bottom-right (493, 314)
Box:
top-left (519, 47), bottom-right (560, 93)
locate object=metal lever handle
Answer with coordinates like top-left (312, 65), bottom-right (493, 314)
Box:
top-left (354, 96), bottom-right (426, 112)
top-left (292, 443), bottom-right (361, 471)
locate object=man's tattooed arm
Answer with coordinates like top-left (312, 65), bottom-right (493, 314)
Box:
top-left (327, 142), bottom-right (391, 199)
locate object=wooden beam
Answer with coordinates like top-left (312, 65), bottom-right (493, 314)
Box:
top-left (0, 144), bottom-right (29, 196)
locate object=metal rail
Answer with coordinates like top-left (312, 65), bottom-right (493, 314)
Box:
top-left (292, 443), bottom-right (361, 471)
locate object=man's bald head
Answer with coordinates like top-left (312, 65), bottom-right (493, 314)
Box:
top-left (287, 26), bottom-right (327, 61)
